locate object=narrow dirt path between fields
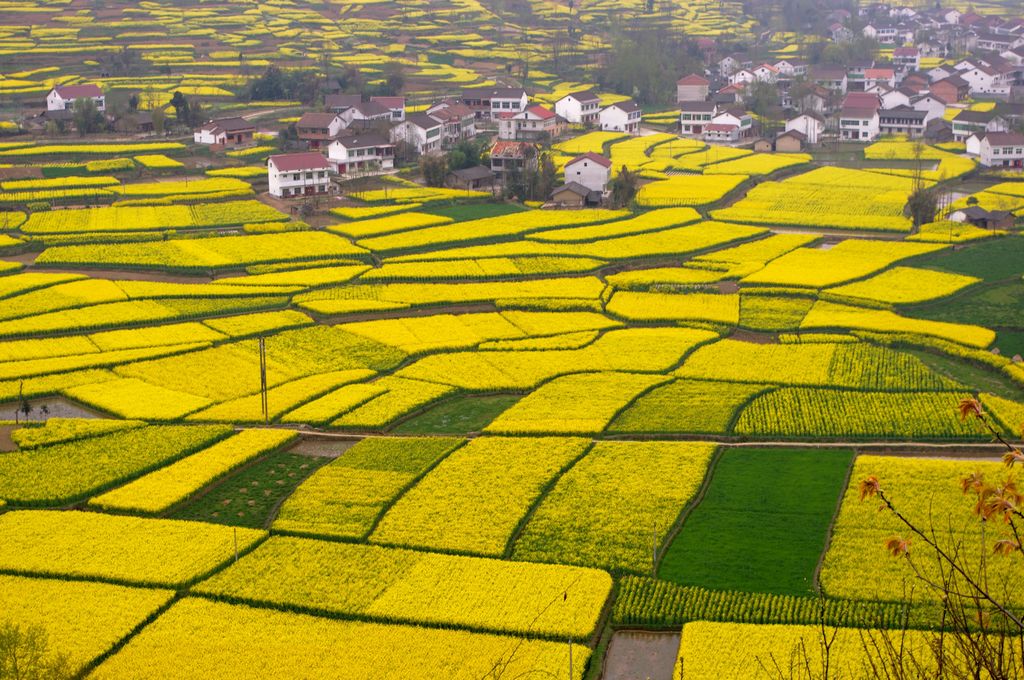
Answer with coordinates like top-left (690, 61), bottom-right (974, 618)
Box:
top-left (601, 630), bottom-right (680, 680)
top-left (286, 429), bottom-right (1014, 459)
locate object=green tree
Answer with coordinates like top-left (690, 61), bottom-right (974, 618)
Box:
top-left (187, 101), bottom-right (206, 129)
top-left (169, 91), bottom-right (190, 125)
top-left (249, 66), bottom-right (286, 101)
top-left (0, 622), bottom-right (72, 680)
top-left (420, 154), bottom-right (448, 187)
top-left (381, 62), bottom-right (405, 97)
top-left (72, 97), bottom-right (104, 136)
top-left (537, 152), bottom-right (557, 201)
top-left (600, 32), bottom-right (702, 106)
top-left (745, 80), bottom-right (780, 120)
top-left (151, 107), bottom-right (165, 135)
top-left (446, 139), bottom-right (485, 171)
top-left (609, 165), bottom-right (638, 208)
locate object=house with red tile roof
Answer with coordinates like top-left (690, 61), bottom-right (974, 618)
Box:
top-left (47, 84), bottom-right (104, 112)
top-left (267, 152), bottom-right (331, 198)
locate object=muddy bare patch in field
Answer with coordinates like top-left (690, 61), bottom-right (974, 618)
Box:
top-left (602, 630), bottom-right (680, 680)
top-left (289, 436), bottom-right (359, 458)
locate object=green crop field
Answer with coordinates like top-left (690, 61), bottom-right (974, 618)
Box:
top-left (658, 448), bottom-right (855, 595)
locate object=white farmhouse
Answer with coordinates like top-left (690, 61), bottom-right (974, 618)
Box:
top-left (563, 153), bottom-right (611, 193)
top-left (339, 100), bottom-right (393, 127)
top-left (971, 132), bottom-right (1024, 168)
top-left (599, 101), bottom-right (641, 135)
top-left (193, 117), bottom-right (256, 147)
top-left (461, 88), bottom-right (528, 119)
top-left (295, 112), bottom-right (346, 150)
top-left (391, 113), bottom-right (444, 154)
top-left (554, 90), bottom-right (601, 125)
top-left (679, 101), bottom-right (718, 137)
top-left (752, 64), bottom-right (780, 82)
top-left (839, 104), bottom-right (880, 141)
top-left (729, 69), bottom-right (757, 86)
top-left (676, 74), bottom-right (710, 103)
top-left (785, 112), bottom-right (825, 144)
top-left (956, 61), bottom-right (1016, 96)
top-left (47, 84), bottom-right (105, 112)
top-left (370, 96), bottom-right (406, 122)
top-left (327, 133), bottom-right (395, 175)
top-left (267, 152), bottom-right (332, 198)
top-left (498, 105), bottom-right (562, 141)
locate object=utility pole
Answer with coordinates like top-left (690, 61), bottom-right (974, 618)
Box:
top-left (258, 336), bottom-right (268, 423)
top-left (652, 522), bottom-right (658, 577)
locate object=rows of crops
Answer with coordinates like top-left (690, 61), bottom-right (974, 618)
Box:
top-left (0, 81), bottom-right (1019, 678)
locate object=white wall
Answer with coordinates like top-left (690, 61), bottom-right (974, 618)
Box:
top-left (564, 159), bottom-right (609, 193)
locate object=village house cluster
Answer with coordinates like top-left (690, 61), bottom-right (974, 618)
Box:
top-left (186, 85), bottom-right (647, 201)
top-left (676, 2), bottom-right (1024, 165)
top-left (35, 1), bottom-right (1022, 205)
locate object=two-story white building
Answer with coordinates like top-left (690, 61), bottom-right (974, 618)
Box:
top-left (676, 74), bottom-right (710, 103)
top-left (810, 66), bottom-right (849, 94)
top-left (267, 152), bottom-right (332, 198)
top-left (752, 63), bottom-right (780, 82)
top-left (785, 112), bottom-right (825, 144)
top-left (339, 100), bottom-right (393, 127)
top-left (969, 131), bottom-right (1024, 168)
top-left (498, 105), bottom-right (563, 141)
top-left (839, 105), bottom-right (880, 141)
top-left (599, 101), bottom-right (641, 135)
top-left (295, 112), bottom-right (346, 150)
top-left (47, 84), bottom-right (105, 113)
top-left (370, 96), bottom-right (406, 122)
top-left (878, 106), bottom-right (930, 138)
top-left (327, 133), bottom-right (395, 175)
top-left (956, 60), bottom-right (1017, 96)
top-left (773, 59), bottom-right (808, 77)
top-left (702, 109), bottom-right (753, 142)
top-left (952, 110), bottom-right (1009, 141)
top-left (391, 113), bottom-right (444, 154)
top-left (679, 101), bottom-right (718, 136)
top-left (893, 47), bottom-right (921, 73)
top-left (563, 152), bottom-right (611, 193)
top-left (427, 101), bottom-right (478, 147)
top-left (555, 91), bottom-right (601, 126)
top-left (461, 87), bottom-right (528, 119)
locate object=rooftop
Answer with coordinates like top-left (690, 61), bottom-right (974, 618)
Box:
top-left (566, 152), bottom-right (611, 168)
top-left (269, 152), bottom-right (330, 172)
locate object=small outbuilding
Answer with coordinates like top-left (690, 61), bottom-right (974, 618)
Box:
top-left (948, 206), bottom-right (1015, 230)
top-left (447, 165), bottom-right (495, 192)
top-left (550, 182), bottom-right (600, 208)
top-left (774, 129), bottom-right (806, 152)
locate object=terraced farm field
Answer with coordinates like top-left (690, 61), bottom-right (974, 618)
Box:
top-left (0, 0), bottom-right (1022, 677)
top-left (1, 186), bottom-right (1021, 677)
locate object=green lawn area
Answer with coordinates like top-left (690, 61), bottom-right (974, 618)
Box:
top-left (657, 447), bottom-right (854, 596)
top-left (390, 394), bottom-right (521, 434)
top-left (419, 202), bottom-right (527, 222)
top-left (170, 451), bottom-right (329, 528)
top-left (996, 330), bottom-right (1024, 358)
top-left (608, 379), bottom-right (769, 435)
top-left (905, 348), bottom-right (1024, 402)
top-left (905, 280), bottom-right (1024, 330)
top-left (912, 235), bottom-right (1024, 282)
